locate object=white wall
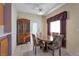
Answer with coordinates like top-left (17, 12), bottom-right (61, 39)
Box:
top-left (41, 16), bottom-right (47, 37)
top-left (11, 4), bottom-right (17, 55)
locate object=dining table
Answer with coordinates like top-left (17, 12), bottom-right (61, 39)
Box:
top-left (37, 35), bottom-right (54, 52)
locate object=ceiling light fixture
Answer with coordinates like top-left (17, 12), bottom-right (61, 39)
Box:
top-left (38, 8), bottom-right (43, 15)
top-left (33, 4), bottom-right (43, 15)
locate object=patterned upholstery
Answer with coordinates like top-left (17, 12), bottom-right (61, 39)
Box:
top-left (49, 36), bottom-right (62, 48)
top-left (48, 34), bottom-right (64, 56)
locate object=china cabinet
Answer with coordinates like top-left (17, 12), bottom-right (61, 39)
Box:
top-left (17, 19), bottom-right (30, 44)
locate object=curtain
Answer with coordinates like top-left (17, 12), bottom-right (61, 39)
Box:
top-left (47, 11), bottom-right (67, 48)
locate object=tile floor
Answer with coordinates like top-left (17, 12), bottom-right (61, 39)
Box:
top-left (12, 42), bottom-right (70, 56)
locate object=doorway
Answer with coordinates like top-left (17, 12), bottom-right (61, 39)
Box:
top-left (32, 22), bottom-right (38, 35)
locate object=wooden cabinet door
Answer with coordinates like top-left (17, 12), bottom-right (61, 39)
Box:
top-left (0, 39), bottom-right (8, 56)
top-left (17, 19), bottom-right (30, 44)
top-left (26, 20), bottom-right (30, 32)
top-left (0, 4), bottom-right (4, 25)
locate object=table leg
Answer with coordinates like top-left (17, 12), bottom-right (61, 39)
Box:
top-left (43, 42), bottom-right (48, 52)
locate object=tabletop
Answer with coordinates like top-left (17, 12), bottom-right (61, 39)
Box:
top-left (37, 35), bottom-right (54, 42)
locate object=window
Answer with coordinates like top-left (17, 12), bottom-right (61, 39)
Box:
top-left (50, 20), bottom-right (60, 33)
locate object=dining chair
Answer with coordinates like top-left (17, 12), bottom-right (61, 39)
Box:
top-left (47, 33), bottom-right (58, 45)
top-left (48, 34), bottom-right (64, 56)
top-left (32, 34), bottom-right (44, 55)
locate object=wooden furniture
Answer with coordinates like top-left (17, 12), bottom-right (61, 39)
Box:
top-left (37, 35), bottom-right (54, 52)
top-left (48, 34), bottom-right (64, 56)
top-left (37, 34), bottom-right (64, 56)
top-left (0, 37), bottom-right (9, 56)
top-left (17, 19), bottom-right (30, 45)
top-left (32, 34), bottom-right (37, 55)
top-left (0, 4), bottom-right (4, 25)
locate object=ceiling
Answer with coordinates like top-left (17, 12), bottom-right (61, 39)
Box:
top-left (14, 3), bottom-right (65, 16)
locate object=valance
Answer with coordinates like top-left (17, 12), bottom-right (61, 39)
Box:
top-left (47, 11), bottom-right (67, 23)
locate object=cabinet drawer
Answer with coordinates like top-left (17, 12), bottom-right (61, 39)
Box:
top-left (0, 38), bottom-right (8, 56)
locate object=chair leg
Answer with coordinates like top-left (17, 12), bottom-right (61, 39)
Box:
top-left (33, 45), bottom-right (37, 55)
top-left (35, 46), bottom-right (36, 55)
top-left (52, 49), bottom-right (54, 56)
top-left (33, 46), bottom-right (34, 51)
top-left (59, 48), bottom-right (61, 56)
